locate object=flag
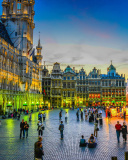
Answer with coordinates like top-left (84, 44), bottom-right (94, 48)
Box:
top-left (44, 87), bottom-right (46, 95)
top-left (27, 47), bottom-right (32, 55)
top-left (30, 48), bottom-right (35, 57)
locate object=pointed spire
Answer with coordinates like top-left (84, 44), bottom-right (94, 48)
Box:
top-left (111, 60), bottom-right (112, 65)
top-left (37, 32), bottom-right (42, 48)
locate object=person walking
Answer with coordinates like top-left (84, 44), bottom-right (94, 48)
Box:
top-left (108, 110), bottom-right (111, 123)
top-left (122, 122), bottom-right (127, 142)
top-left (76, 111), bottom-right (79, 120)
top-left (37, 122), bottom-right (44, 136)
top-left (94, 120), bottom-right (98, 137)
top-left (65, 112), bottom-right (68, 122)
top-left (35, 142), bottom-right (44, 160)
top-left (43, 113), bottom-right (46, 121)
top-left (24, 121), bottom-right (29, 138)
top-left (59, 111), bottom-right (62, 120)
top-left (85, 110), bottom-right (88, 120)
top-left (34, 137), bottom-right (44, 160)
top-left (20, 119), bottom-right (25, 139)
top-left (59, 121), bottom-right (64, 140)
top-left (115, 121), bottom-right (122, 143)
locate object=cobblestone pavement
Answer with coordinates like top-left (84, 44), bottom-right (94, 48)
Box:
top-left (0, 109), bottom-right (128, 160)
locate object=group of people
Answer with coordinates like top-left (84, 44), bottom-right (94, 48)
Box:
top-left (20, 119), bottom-right (29, 139)
top-left (18, 107), bottom-right (128, 160)
top-left (115, 121), bottom-right (127, 143)
top-left (38, 112), bottom-right (46, 123)
top-left (80, 134), bottom-right (97, 148)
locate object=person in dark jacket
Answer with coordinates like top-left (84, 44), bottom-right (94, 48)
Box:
top-left (122, 122), bottom-right (127, 142)
top-left (76, 111), bottom-right (79, 120)
top-left (35, 142), bottom-right (44, 160)
top-left (59, 111), bottom-right (62, 120)
top-left (59, 121), bottom-right (64, 139)
top-left (81, 111), bottom-right (83, 120)
top-left (34, 137), bottom-right (43, 159)
top-left (20, 119), bottom-right (25, 139)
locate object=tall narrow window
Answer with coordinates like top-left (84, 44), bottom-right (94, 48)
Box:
top-left (17, 0), bottom-right (21, 13)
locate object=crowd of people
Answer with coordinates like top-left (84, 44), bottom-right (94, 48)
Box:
top-left (2, 105), bottom-right (128, 159)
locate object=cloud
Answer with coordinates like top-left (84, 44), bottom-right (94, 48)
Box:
top-left (42, 43), bottom-right (128, 79)
top-left (69, 16), bottom-right (117, 40)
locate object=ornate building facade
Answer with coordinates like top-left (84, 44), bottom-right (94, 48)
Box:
top-left (0, 0), bottom-right (43, 114)
top-left (43, 62), bottom-right (126, 108)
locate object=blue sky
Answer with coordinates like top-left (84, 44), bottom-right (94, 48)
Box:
top-left (0, 0), bottom-right (128, 78)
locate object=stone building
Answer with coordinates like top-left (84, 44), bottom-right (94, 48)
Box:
top-left (101, 62), bottom-right (126, 106)
top-left (62, 66), bottom-right (76, 108)
top-left (76, 68), bottom-right (87, 106)
top-left (42, 62), bottom-right (126, 108)
top-left (0, 0), bottom-right (43, 114)
top-left (42, 66), bottom-right (51, 108)
top-left (51, 63), bottom-right (62, 108)
top-left (87, 67), bottom-right (101, 106)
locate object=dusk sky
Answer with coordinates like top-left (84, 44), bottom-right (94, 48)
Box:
top-left (0, 0), bottom-right (128, 79)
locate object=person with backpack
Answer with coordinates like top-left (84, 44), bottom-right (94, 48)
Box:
top-left (37, 122), bottom-right (44, 136)
top-left (59, 121), bottom-right (64, 140)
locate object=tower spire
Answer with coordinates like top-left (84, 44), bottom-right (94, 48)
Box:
top-left (111, 60), bottom-right (112, 65)
top-left (36, 32), bottom-right (43, 65)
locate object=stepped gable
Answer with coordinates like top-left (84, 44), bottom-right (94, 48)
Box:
top-left (0, 22), bottom-right (14, 46)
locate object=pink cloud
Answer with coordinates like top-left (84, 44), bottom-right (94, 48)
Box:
top-left (44, 36), bottom-right (57, 44)
top-left (69, 16), bottom-right (114, 39)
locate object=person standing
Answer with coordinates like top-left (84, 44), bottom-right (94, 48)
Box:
top-left (123, 110), bottom-right (126, 120)
top-left (115, 121), bottom-right (122, 143)
top-left (59, 121), bottom-right (64, 140)
top-left (59, 111), bottom-right (62, 120)
top-left (81, 111), bottom-right (83, 120)
top-left (65, 112), bottom-right (68, 122)
top-left (29, 113), bottom-right (32, 122)
top-left (24, 121), bottom-right (29, 138)
top-left (122, 122), bottom-right (127, 142)
top-left (20, 119), bottom-right (25, 139)
top-left (43, 113), bottom-right (46, 121)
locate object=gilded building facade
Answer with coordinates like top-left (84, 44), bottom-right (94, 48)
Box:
top-left (62, 66), bottom-right (76, 108)
top-left (43, 63), bottom-right (126, 108)
top-left (0, 0), bottom-right (43, 114)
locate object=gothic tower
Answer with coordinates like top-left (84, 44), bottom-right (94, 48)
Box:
top-left (1, 0), bottom-right (35, 56)
top-left (36, 35), bottom-right (43, 66)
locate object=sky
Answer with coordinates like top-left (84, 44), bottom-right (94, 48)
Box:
top-left (0, 0), bottom-right (128, 79)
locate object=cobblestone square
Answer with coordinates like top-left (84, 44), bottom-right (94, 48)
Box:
top-left (0, 109), bottom-right (128, 160)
